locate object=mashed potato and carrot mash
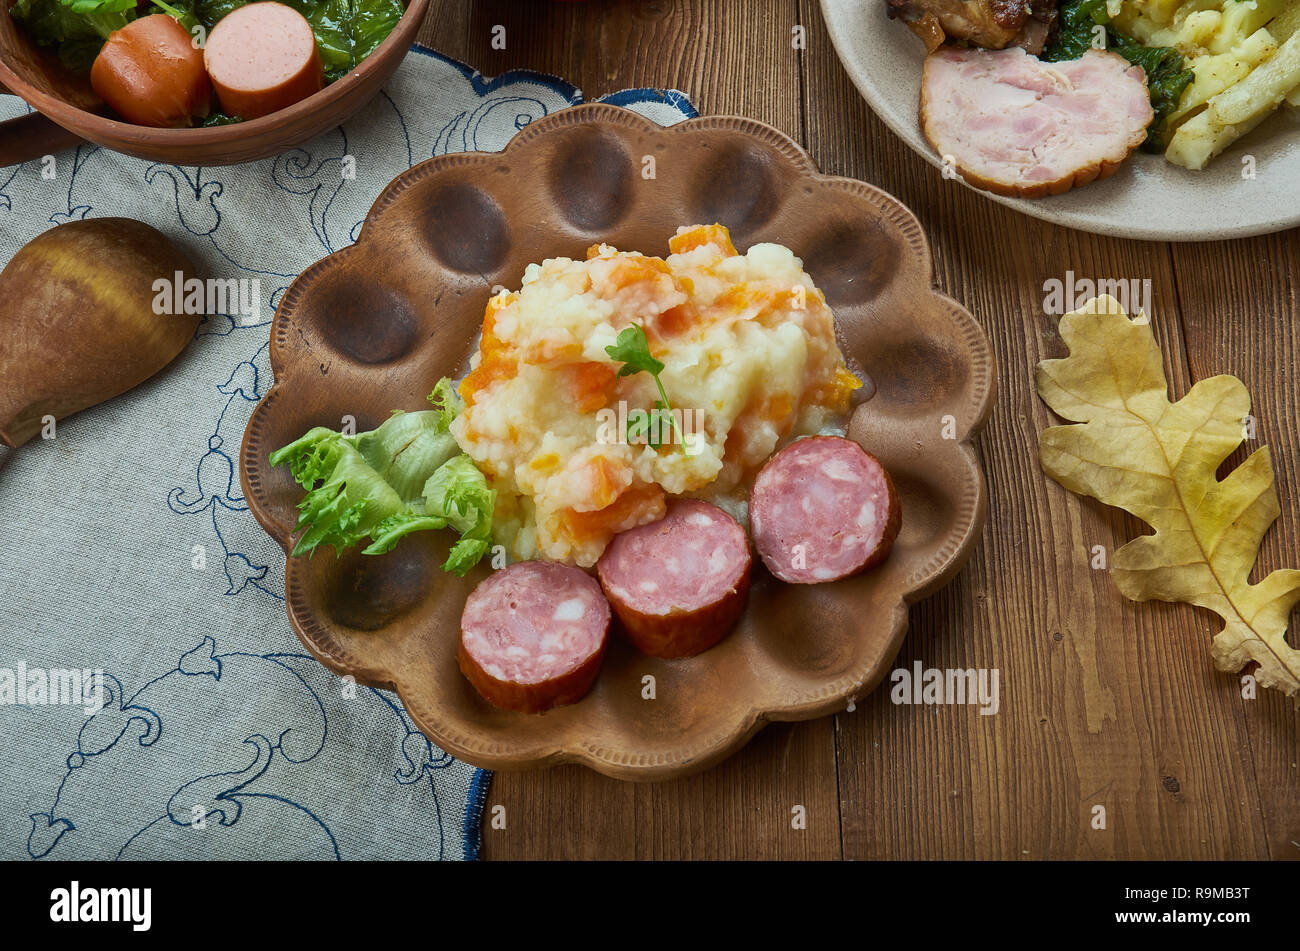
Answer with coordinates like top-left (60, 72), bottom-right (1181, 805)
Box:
top-left (450, 223), bottom-right (862, 567)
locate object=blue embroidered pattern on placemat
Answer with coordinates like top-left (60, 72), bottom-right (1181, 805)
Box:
top-left (0, 46), bottom-right (695, 861)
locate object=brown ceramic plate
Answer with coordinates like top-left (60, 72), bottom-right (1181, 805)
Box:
top-left (240, 103), bottom-right (996, 781)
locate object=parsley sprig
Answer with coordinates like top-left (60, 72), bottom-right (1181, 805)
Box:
top-left (605, 324), bottom-right (688, 453)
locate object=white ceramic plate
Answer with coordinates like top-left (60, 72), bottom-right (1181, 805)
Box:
top-left (820, 0), bottom-right (1300, 240)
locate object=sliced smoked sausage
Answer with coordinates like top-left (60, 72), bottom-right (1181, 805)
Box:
top-left (458, 561), bottom-right (610, 713)
top-left (596, 499), bottom-right (751, 658)
top-left (90, 15), bottom-right (211, 128)
top-left (203, 2), bottom-right (325, 120)
top-left (750, 436), bottom-right (900, 584)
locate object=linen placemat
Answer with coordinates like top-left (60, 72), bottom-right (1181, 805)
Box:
top-left (0, 45), bottom-right (694, 861)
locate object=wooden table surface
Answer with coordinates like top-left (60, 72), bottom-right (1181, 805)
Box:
top-left (418, 0), bottom-right (1299, 861)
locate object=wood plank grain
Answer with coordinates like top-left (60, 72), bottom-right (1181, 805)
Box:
top-left (414, 0), bottom-right (471, 57)
top-left (459, 0), bottom-right (805, 129)
top-left (1168, 234), bottom-right (1300, 861)
top-left (801, 6), bottom-right (1274, 859)
top-left (479, 721), bottom-right (841, 860)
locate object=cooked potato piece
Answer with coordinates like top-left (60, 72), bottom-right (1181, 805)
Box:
top-left (1131, 0), bottom-right (1196, 30)
top-left (1210, 28), bottom-right (1300, 122)
top-left (1123, 0), bottom-right (1185, 30)
top-left (1177, 9), bottom-right (1229, 48)
top-left (1209, 0), bottom-right (1289, 52)
top-left (1165, 106), bottom-right (1272, 168)
top-left (1166, 27), bottom-right (1300, 168)
top-left (1113, 2), bottom-right (1197, 43)
top-left (1123, 0), bottom-right (1300, 168)
top-left (1168, 27), bottom-right (1277, 125)
top-left (1269, 2), bottom-right (1300, 41)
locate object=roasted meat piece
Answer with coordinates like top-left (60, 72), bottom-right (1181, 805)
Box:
top-left (886, 0), bottom-right (1059, 54)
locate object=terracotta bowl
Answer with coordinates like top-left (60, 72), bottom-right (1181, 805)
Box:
top-left (0, 0), bottom-right (428, 167)
top-left (240, 104), bottom-right (997, 780)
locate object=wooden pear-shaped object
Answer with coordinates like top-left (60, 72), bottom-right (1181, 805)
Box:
top-left (0, 218), bottom-right (201, 448)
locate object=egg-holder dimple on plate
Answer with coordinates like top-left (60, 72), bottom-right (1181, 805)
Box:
top-left (239, 103), bottom-right (997, 781)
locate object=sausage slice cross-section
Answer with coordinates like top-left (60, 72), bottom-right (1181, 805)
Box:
top-left (459, 561), bottom-right (610, 713)
top-left (750, 436), bottom-right (901, 584)
top-left (597, 499), bottom-right (751, 658)
top-left (204, 2), bottom-right (326, 120)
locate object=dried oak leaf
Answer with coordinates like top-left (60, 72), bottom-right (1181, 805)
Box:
top-left (1036, 295), bottom-right (1300, 699)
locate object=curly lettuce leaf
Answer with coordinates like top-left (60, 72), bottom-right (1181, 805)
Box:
top-left (362, 511), bottom-right (445, 554)
top-left (423, 454), bottom-right (495, 575)
top-left (436, 457), bottom-right (496, 576)
top-left (354, 409), bottom-right (459, 502)
top-left (421, 454), bottom-right (493, 536)
top-left (269, 428), bottom-right (405, 556)
top-left (427, 375), bottom-right (463, 431)
top-left (443, 537), bottom-right (492, 577)
top-left (363, 454), bottom-right (495, 578)
top-left (269, 378), bottom-right (494, 573)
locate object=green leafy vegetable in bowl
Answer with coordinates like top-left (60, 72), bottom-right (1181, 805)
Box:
top-left (10, 0), bottom-right (405, 86)
top-left (10, 0), bottom-right (136, 71)
top-left (201, 112), bottom-right (243, 127)
top-left (1045, 0), bottom-right (1196, 151)
top-left (268, 378), bottom-right (496, 576)
top-left (298, 0), bottom-right (406, 82)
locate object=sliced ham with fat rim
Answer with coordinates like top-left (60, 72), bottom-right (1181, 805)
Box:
top-left (597, 499), bottom-right (751, 658)
top-left (920, 46), bottom-right (1153, 198)
top-left (459, 561), bottom-right (610, 713)
top-left (750, 436), bottom-right (900, 584)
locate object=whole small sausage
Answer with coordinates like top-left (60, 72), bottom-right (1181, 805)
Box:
top-left (90, 15), bottom-right (211, 128)
top-left (597, 500), bottom-right (751, 658)
top-left (204, 2), bottom-right (325, 120)
top-left (750, 436), bottom-right (901, 584)
top-left (459, 561), bottom-right (610, 714)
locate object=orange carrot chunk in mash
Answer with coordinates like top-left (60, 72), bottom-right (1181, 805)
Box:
top-left (764, 393), bottom-right (794, 423)
top-left (816, 366), bottom-right (864, 411)
top-left (562, 483), bottom-right (666, 542)
top-left (459, 293), bottom-right (521, 405)
top-left (654, 302), bottom-right (697, 338)
top-left (479, 292), bottom-right (515, 352)
top-left (459, 353), bottom-right (515, 406)
top-left (606, 255), bottom-right (674, 291)
top-left (564, 361), bottom-right (617, 414)
top-left (669, 223), bottom-right (737, 256)
top-left (585, 455), bottom-right (631, 511)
